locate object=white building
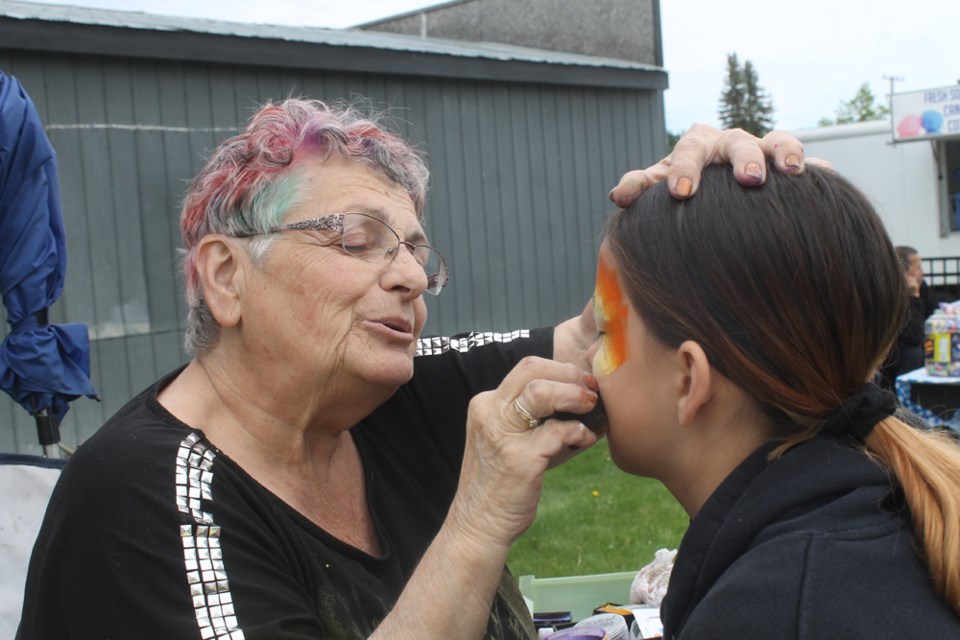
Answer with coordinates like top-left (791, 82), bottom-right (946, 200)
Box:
top-left (793, 120), bottom-right (960, 259)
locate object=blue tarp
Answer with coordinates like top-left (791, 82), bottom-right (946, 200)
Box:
top-left (0, 71), bottom-right (96, 438)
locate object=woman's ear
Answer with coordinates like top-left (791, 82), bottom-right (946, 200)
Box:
top-left (676, 340), bottom-right (713, 427)
top-left (195, 235), bottom-right (244, 328)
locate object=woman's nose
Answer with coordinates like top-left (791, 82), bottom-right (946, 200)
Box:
top-left (383, 243), bottom-right (428, 294)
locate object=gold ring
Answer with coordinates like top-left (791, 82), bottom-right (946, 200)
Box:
top-left (512, 398), bottom-right (540, 429)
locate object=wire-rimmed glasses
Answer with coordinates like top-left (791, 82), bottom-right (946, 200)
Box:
top-left (232, 212), bottom-right (449, 295)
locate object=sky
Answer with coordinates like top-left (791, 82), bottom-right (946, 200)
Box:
top-left (17, 0), bottom-right (959, 133)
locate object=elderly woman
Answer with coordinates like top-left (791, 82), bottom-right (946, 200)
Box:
top-left (18, 99), bottom-right (805, 639)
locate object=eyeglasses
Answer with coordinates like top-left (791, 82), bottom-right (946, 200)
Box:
top-left (232, 212), bottom-right (449, 296)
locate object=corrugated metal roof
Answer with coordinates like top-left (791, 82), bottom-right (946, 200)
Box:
top-left (0, 0), bottom-right (662, 71)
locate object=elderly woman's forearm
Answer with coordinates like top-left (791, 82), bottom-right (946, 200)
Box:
top-left (369, 522), bottom-right (511, 639)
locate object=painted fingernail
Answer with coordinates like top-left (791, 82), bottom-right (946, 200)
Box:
top-left (744, 162), bottom-right (763, 184)
top-left (784, 154), bottom-right (801, 173)
top-left (584, 372), bottom-right (599, 392)
top-left (675, 177), bottom-right (692, 198)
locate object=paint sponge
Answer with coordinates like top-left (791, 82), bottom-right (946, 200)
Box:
top-left (550, 394), bottom-right (609, 435)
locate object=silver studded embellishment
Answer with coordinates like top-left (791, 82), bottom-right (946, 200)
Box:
top-left (176, 433), bottom-right (244, 639)
top-left (415, 330), bottom-right (530, 356)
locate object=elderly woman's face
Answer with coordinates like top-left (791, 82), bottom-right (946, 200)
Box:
top-left (242, 155), bottom-right (429, 392)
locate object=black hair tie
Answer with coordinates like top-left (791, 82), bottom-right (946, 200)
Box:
top-left (820, 382), bottom-right (898, 443)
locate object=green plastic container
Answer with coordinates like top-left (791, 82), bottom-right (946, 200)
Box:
top-left (518, 571), bottom-right (636, 622)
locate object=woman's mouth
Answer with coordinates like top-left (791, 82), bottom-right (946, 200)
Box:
top-left (372, 317), bottom-right (413, 337)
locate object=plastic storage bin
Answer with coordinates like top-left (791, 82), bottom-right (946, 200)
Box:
top-left (518, 571), bottom-right (636, 622)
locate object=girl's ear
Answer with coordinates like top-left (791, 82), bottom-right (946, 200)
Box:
top-left (195, 235), bottom-right (245, 329)
top-left (676, 340), bottom-right (714, 427)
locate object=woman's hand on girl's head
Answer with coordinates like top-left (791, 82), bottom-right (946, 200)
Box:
top-left (608, 124), bottom-right (827, 208)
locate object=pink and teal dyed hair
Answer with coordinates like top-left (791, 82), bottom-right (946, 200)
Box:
top-left (179, 98), bottom-right (429, 353)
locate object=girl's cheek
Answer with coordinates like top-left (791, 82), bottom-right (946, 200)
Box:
top-left (595, 341), bottom-right (618, 377)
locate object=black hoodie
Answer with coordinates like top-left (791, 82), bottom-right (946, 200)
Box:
top-left (661, 436), bottom-right (959, 639)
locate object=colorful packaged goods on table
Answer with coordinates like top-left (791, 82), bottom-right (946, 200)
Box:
top-left (925, 303), bottom-right (960, 377)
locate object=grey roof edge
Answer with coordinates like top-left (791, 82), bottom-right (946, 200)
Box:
top-left (0, 0), bottom-right (667, 89)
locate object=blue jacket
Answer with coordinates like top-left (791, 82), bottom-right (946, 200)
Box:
top-left (661, 436), bottom-right (959, 639)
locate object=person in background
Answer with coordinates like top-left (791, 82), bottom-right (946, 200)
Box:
top-left (878, 245), bottom-right (929, 387)
top-left (899, 245), bottom-right (945, 318)
top-left (590, 165), bottom-right (960, 638)
top-left (18, 99), bottom-right (808, 640)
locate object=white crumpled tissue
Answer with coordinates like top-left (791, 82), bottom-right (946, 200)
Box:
top-left (629, 548), bottom-right (677, 607)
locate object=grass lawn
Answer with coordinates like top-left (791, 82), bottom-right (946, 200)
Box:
top-left (507, 439), bottom-right (689, 579)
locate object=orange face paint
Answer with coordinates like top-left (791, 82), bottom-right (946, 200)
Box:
top-left (594, 253), bottom-right (629, 376)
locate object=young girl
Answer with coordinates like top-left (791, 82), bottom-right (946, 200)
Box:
top-left (590, 165), bottom-right (960, 638)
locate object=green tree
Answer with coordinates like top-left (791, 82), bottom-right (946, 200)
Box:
top-left (742, 61), bottom-right (775, 135)
top-left (718, 54), bottom-right (747, 130)
top-left (819, 82), bottom-right (890, 126)
top-left (718, 53), bottom-right (775, 136)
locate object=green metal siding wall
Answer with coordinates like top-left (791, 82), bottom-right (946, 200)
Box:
top-left (0, 49), bottom-right (665, 454)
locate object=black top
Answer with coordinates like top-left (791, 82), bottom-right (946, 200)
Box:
top-left (661, 436), bottom-right (960, 639)
top-left (879, 295), bottom-right (926, 387)
top-left (18, 329), bottom-right (551, 640)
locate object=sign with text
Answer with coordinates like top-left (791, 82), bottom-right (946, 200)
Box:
top-left (891, 85), bottom-right (960, 142)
